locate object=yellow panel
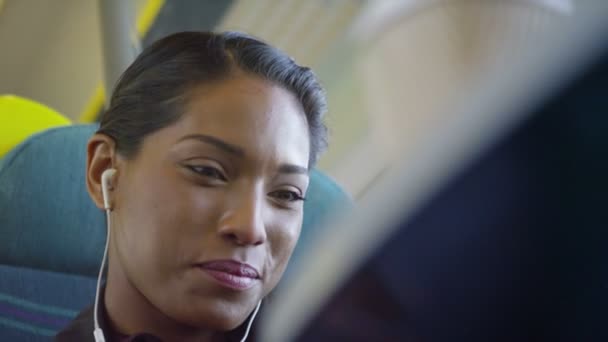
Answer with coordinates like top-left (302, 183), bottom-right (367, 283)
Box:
top-left (78, 0), bottom-right (165, 123)
top-left (0, 95), bottom-right (71, 157)
top-left (79, 85), bottom-right (105, 124)
top-left (136, 0), bottom-right (165, 36)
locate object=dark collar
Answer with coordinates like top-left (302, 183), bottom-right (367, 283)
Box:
top-left (55, 302), bottom-right (97, 341)
top-left (55, 290), bottom-right (255, 342)
top-left (55, 288), bottom-right (129, 342)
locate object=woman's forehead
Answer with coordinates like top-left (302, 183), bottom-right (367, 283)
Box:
top-left (187, 76), bottom-right (305, 129)
top-left (142, 76), bottom-right (310, 167)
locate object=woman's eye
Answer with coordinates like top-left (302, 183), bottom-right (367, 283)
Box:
top-left (188, 165), bottom-right (227, 181)
top-left (270, 190), bottom-right (306, 203)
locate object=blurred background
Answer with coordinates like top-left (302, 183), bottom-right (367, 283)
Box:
top-left (0, 0), bottom-right (575, 198)
top-left (5, 1), bottom-right (608, 341)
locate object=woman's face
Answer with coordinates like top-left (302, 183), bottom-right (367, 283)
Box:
top-left (108, 75), bottom-right (310, 330)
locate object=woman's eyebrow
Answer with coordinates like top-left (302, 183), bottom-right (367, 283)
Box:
top-left (178, 134), bottom-right (245, 157)
top-left (177, 134), bottom-right (308, 174)
top-left (277, 164), bottom-right (308, 175)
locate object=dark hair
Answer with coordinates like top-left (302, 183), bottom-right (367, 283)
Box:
top-left (98, 31), bottom-right (328, 167)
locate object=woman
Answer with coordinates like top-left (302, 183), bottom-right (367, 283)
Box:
top-left (56, 31), bottom-right (327, 341)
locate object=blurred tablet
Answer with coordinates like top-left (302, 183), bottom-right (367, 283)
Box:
top-left (261, 2), bottom-right (608, 341)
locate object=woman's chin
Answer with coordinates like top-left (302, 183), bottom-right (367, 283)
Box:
top-left (168, 301), bottom-right (252, 332)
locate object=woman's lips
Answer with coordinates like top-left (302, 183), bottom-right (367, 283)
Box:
top-left (197, 260), bottom-right (259, 291)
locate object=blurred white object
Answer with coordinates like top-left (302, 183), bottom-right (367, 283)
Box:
top-left (532, 0), bottom-right (573, 13)
top-left (351, 0), bottom-right (573, 42)
top-left (333, 0), bottom-right (577, 197)
top-left (261, 1), bottom-right (608, 341)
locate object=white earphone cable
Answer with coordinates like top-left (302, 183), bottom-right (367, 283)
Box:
top-left (240, 300), bottom-right (262, 342)
top-left (93, 208), bottom-right (111, 342)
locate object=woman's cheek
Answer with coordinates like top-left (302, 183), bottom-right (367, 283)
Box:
top-left (267, 219), bottom-right (301, 276)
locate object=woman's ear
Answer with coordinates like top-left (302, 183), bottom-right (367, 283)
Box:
top-left (86, 134), bottom-right (118, 210)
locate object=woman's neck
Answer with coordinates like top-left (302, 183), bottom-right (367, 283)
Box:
top-left (104, 253), bottom-right (226, 342)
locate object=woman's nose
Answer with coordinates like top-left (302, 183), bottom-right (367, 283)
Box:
top-left (218, 193), bottom-right (267, 246)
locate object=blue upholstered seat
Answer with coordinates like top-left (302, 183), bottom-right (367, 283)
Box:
top-left (0, 124), bottom-right (349, 341)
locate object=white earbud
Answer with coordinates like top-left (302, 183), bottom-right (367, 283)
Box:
top-left (101, 168), bottom-right (116, 210)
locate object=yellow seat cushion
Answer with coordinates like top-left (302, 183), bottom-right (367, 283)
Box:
top-left (0, 95), bottom-right (71, 157)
